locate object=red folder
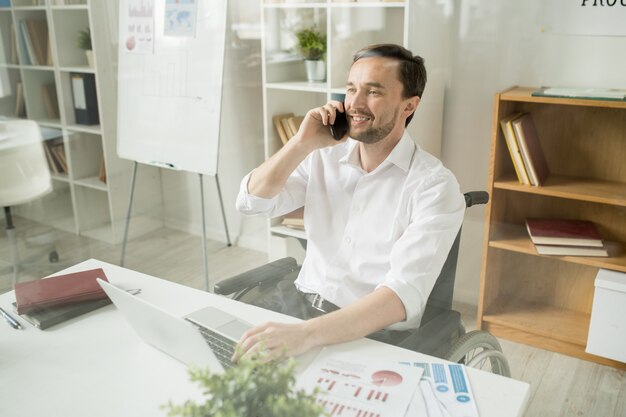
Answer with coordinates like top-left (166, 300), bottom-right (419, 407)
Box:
top-left (15, 268), bottom-right (109, 315)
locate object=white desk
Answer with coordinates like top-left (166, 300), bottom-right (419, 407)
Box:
top-left (0, 259), bottom-right (529, 417)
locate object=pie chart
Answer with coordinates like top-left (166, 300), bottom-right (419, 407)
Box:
top-left (371, 370), bottom-right (403, 386)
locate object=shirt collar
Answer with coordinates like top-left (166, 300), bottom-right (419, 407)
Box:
top-left (339, 131), bottom-right (416, 173)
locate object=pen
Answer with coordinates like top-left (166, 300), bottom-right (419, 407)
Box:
top-left (0, 306), bottom-right (23, 330)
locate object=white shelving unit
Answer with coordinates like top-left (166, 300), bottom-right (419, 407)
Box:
top-left (0, 0), bottom-right (162, 243)
top-left (260, 0), bottom-right (409, 260)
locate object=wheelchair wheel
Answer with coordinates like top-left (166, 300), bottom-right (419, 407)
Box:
top-left (446, 330), bottom-right (511, 377)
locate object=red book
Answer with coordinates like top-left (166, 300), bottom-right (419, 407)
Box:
top-left (14, 268), bottom-right (109, 315)
top-left (525, 219), bottom-right (604, 247)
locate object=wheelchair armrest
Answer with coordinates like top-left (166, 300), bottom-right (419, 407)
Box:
top-left (213, 257), bottom-right (299, 296)
top-left (464, 191), bottom-right (489, 208)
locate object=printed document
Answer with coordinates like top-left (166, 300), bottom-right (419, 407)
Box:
top-left (297, 349), bottom-right (423, 417)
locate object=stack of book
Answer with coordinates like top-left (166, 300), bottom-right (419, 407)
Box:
top-left (499, 113), bottom-right (549, 186)
top-left (526, 218), bottom-right (608, 257)
top-left (272, 113), bottom-right (305, 146)
top-left (12, 268), bottom-right (112, 330)
top-left (281, 207), bottom-right (304, 231)
top-left (43, 136), bottom-right (68, 175)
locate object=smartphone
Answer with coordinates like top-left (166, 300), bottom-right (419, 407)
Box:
top-left (329, 107), bottom-right (348, 141)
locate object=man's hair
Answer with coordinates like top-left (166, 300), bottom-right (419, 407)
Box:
top-left (352, 44), bottom-right (426, 126)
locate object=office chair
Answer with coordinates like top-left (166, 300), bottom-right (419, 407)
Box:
top-left (0, 119), bottom-right (59, 288)
top-left (215, 191), bottom-right (510, 377)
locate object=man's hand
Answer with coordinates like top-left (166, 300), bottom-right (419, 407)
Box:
top-left (294, 100), bottom-right (349, 150)
top-left (232, 321), bottom-right (317, 363)
top-left (246, 100), bottom-right (349, 198)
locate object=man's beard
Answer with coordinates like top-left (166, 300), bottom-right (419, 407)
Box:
top-left (349, 109), bottom-right (398, 144)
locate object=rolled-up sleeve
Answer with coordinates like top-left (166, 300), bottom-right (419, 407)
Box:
top-left (235, 157), bottom-right (311, 218)
top-left (378, 173), bottom-right (465, 331)
top-left (235, 171), bottom-right (277, 215)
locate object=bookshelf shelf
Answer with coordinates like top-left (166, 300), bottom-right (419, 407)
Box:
top-left (488, 224), bottom-right (626, 273)
top-left (494, 176), bottom-right (626, 207)
top-left (74, 176), bottom-right (107, 192)
top-left (270, 225), bottom-right (307, 241)
top-left (261, 0), bottom-right (409, 260)
top-left (478, 86), bottom-right (626, 368)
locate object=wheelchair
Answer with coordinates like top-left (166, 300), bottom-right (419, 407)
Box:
top-left (215, 191), bottom-right (511, 377)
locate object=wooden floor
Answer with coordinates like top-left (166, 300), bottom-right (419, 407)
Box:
top-left (1, 216), bottom-right (624, 417)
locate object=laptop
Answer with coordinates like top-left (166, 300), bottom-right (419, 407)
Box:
top-left (97, 279), bottom-right (253, 372)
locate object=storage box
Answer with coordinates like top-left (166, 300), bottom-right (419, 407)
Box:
top-left (586, 269), bottom-right (626, 363)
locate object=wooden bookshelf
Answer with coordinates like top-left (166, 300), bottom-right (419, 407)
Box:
top-left (478, 86), bottom-right (626, 369)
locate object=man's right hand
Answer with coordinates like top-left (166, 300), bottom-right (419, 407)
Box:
top-left (246, 100), bottom-right (349, 199)
top-left (293, 100), bottom-right (349, 151)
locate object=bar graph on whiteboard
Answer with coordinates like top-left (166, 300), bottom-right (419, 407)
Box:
top-left (297, 349), bottom-right (423, 417)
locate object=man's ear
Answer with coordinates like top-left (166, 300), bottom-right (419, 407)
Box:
top-left (404, 96), bottom-right (420, 117)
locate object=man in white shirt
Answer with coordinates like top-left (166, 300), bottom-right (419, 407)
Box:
top-left (234, 44), bottom-right (465, 362)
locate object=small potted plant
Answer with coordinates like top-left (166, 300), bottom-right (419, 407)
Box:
top-left (295, 27), bottom-right (326, 83)
top-left (163, 356), bottom-right (323, 417)
top-left (76, 28), bottom-right (93, 68)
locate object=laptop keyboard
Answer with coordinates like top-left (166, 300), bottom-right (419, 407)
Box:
top-left (195, 326), bottom-right (236, 369)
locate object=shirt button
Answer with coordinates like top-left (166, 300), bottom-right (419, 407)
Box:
top-left (345, 237), bottom-right (352, 244)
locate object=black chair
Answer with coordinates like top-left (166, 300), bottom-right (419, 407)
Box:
top-left (215, 191), bottom-right (510, 376)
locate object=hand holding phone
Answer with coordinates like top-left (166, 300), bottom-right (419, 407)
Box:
top-left (329, 107), bottom-right (348, 141)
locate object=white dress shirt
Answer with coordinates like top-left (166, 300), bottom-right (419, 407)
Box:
top-left (236, 131), bottom-right (465, 330)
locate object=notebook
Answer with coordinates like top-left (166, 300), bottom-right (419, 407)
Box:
top-left (97, 279), bottom-right (253, 372)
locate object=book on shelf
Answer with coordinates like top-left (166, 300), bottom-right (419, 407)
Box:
top-left (280, 116), bottom-right (295, 139)
top-left (281, 207), bottom-right (304, 231)
top-left (499, 112), bottom-right (530, 185)
top-left (534, 244), bottom-right (608, 257)
top-left (287, 115), bottom-right (304, 138)
top-left (14, 268), bottom-right (110, 315)
top-left (41, 83), bottom-right (60, 119)
top-left (525, 218), bottom-right (604, 247)
top-left (43, 136), bottom-right (67, 174)
top-left (272, 112), bottom-right (293, 145)
top-left (14, 81), bottom-right (26, 118)
top-left (24, 19), bottom-right (50, 66)
top-left (71, 72), bottom-right (100, 125)
top-left (10, 22), bottom-right (18, 64)
top-left (512, 113), bottom-right (549, 186)
top-left (98, 153), bottom-right (107, 183)
top-left (15, 21), bottom-right (31, 65)
top-left (532, 87), bottom-right (626, 102)
top-left (272, 113), bottom-right (305, 145)
top-left (12, 297), bottom-right (112, 330)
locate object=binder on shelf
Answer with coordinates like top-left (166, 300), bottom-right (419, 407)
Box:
top-left (71, 72), bottom-right (99, 125)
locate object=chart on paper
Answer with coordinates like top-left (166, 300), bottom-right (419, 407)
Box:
top-left (297, 350), bottom-right (423, 417)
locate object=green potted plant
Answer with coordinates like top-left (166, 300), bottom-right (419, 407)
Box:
top-left (295, 27), bottom-right (326, 83)
top-left (163, 356), bottom-right (324, 417)
top-left (76, 28), bottom-right (93, 68)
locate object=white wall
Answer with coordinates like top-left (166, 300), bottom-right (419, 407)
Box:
top-left (443, 0), bottom-right (626, 304)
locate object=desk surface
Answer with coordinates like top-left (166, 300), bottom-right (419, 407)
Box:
top-left (0, 259), bottom-right (529, 417)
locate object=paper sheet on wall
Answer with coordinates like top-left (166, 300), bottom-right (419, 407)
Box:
top-left (164, 0), bottom-right (198, 37)
top-left (124, 0), bottom-right (155, 54)
top-left (297, 349), bottom-right (422, 417)
top-left (400, 361), bottom-right (479, 417)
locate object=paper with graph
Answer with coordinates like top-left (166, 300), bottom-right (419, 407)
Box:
top-left (297, 349), bottom-right (422, 417)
